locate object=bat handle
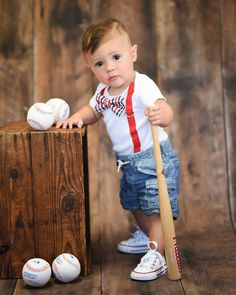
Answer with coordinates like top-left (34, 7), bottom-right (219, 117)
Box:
top-left (147, 105), bottom-right (163, 174)
top-left (151, 125), bottom-right (163, 175)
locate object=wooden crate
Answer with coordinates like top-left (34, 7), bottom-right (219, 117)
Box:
top-left (0, 122), bottom-right (90, 278)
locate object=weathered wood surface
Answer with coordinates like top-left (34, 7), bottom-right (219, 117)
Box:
top-left (221, 0), bottom-right (236, 231)
top-left (155, 0), bottom-right (229, 233)
top-left (95, 0), bottom-right (157, 80)
top-left (0, 0), bottom-right (33, 126)
top-left (34, 0), bottom-right (93, 111)
top-left (0, 0), bottom-right (236, 294)
top-left (0, 122), bottom-right (90, 278)
top-left (0, 123), bottom-right (35, 278)
top-left (179, 230), bottom-right (236, 295)
top-left (30, 126), bottom-right (90, 275)
top-left (0, 279), bottom-right (16, 295)
top-left (154, 1), bottom-right (236, 294)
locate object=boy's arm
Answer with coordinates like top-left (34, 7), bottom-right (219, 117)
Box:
top-left (56, 105), bottom-right (102, 129)
top-left (145, 99), bottom-right (174, 128)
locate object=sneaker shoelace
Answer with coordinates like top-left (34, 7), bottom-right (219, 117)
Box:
top-left (137, 241), bottom-right (165, 269)
top-left (128, 229), bottom-right (147, 243)
top-left (133, 229), bottom-right (144, 239)
top-left (138, 250), bottom-right (162, 269)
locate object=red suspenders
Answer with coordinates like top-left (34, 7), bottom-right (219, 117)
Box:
top-left (125, 82), bottom-right (141, 153)
top-left (97, 82), bottom-right (141, 153)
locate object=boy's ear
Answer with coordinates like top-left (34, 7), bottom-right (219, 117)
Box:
top-left (83, 53), bottom-right (91, 68)
top-left (131, 44), bottom-right (138, 62)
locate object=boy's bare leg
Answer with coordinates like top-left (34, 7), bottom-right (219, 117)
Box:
top-left (132, 210), bottom-right (164, 255)
top-left (147, 213), bottom-right (164, 255)
top-left (132, 210), bottom-right (149, 235)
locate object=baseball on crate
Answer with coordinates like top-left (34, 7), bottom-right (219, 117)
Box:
top-left (27, 102), bottom-right (55, 131)
top-left (22, 258), bottom-right (52, 288)
top-left (52, 253), bottom-right (81, 283)
top-left (46, 98), bottom-right (70, 123)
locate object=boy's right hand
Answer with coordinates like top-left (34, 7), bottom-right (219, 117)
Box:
top-left (56, 113), bottom-right (83, 129)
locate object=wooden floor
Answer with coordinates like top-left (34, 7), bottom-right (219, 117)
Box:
top-left (1, 126), bottom-right (236, 295)
top-left (1, 225), bottom-right (236, 295)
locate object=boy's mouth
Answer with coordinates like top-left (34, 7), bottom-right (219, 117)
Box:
top-left (108, 75), bottom-right (118, 82)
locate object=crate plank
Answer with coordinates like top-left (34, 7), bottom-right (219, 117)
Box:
top-left (30, 128), bottom-right (90, 275)
top-left (0, 126), bottom-right (35, 278)
top-left (0, 123), bottom-right (90, 278)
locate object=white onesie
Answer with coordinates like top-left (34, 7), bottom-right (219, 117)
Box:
top-left (90, 71), bottom-right (168, 155)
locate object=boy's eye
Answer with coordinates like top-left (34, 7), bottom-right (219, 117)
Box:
top-left (95, 61), bottom-right (103, 67)
top-left (113, 54), bottom-right (121, 60)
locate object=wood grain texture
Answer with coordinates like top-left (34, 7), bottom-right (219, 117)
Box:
top-left (0, 0), bottom-right (33, 126)
top-left (0, 123), bottom-right (35, 278)
top-left (154, 1), bottom-right (236, 293)
top-left (30, 126), bottom-right (90, 275)
top-left (34, 0), bottom-right (94, 112)
top-left (0, 279), bottom-right (16, 295)
top-left (179, 230), bottom-right (236, 294)
top-left (0, 122), bottom-right (90, 278)
top-left (221, 0), bottom-right (236, 231)
top-left (94, 0), bottom-right (157, 79)
top-left (154, 0), bottom-right (229, 232)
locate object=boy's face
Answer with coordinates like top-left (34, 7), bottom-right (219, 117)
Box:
top-left (84, 31), bottom-right (137, 95)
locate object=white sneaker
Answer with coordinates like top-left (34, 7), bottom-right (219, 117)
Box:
top-left (117, 228), bottom-right (149, 254)
top-left (130, 241), bottom-right (167, 281)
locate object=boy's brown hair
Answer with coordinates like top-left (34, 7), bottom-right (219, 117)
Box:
top-left (82, 18), bottom-right (131, 54)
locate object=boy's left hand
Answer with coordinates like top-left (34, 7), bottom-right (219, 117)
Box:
top-left (145, 99), bottom-right (173, 127)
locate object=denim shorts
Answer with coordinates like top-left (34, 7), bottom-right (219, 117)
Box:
top-left (116, 139), bottom-right (180, 218)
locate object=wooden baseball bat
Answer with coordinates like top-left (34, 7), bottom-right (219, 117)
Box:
top-left (151, 124), bottom-right (181, 280)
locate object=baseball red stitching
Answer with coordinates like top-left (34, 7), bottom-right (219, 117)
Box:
top-left (34, 104), bottom-right (54, 115)
top-left (53, 262), bottom-right (64, 281)
top-left (26, 262), bottom-right (50, 273)
top-left (25, 279), bottom-right (43, 286)
top-left (62, 254), bottom-right (80, 269)
top-left (27, 119), bottom-right (47, 130)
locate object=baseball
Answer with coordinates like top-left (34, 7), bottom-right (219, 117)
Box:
top-left (46, 98), bottom-right (70, 123)
top-left (22, 258), bottom-right (51, 288)
top-left (27, 103), bottom-right (54, 131)
top-left (52, 253), bottom-right (81, 283)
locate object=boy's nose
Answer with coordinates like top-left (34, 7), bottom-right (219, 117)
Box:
top-left (106, 61), bottom-right (115, 72)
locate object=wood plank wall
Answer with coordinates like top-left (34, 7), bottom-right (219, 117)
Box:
top-left (0, 0), bottom-right (235, 253)
top-left (221, 1), bottom-right (236, 230)
top-left (155, 0), bottom-right (230, 233)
